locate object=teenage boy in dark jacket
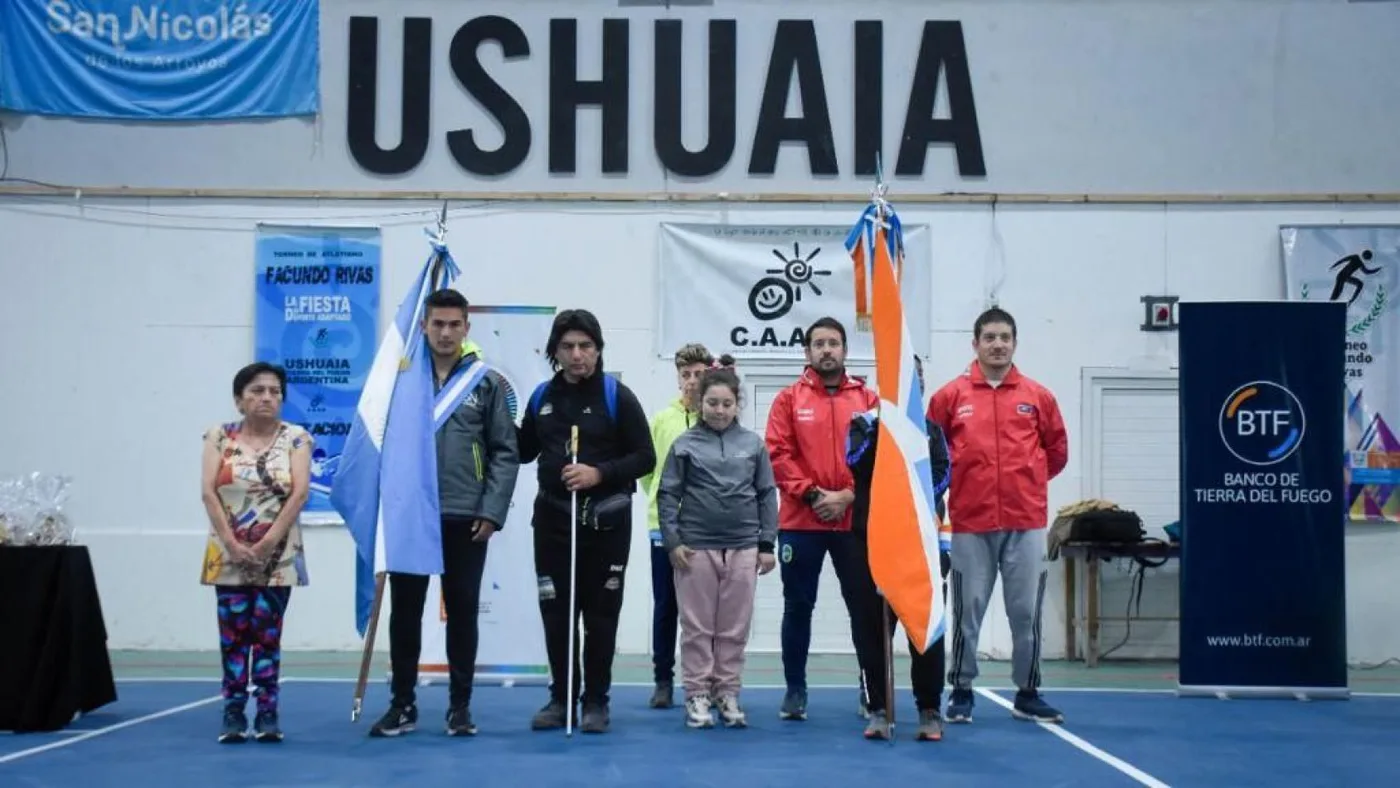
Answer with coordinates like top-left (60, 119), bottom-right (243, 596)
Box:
top-left (845, 371), bottom-right (953, 741)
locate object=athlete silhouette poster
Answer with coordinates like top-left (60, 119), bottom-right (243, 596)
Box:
top-left (1283, 225), bottom-right (1400, 524)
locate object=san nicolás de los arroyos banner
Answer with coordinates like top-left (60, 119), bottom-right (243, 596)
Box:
top-left (1177, 301), bottom-right (1348, 699)
top-left (1282, 225), bottom-right (1400, 525)
top-left (254, 225), bottom-right (381, 526)
top-left (657, 224), bottom-right (930, 363)
top-left (0, 0), bottom-right (320, 120)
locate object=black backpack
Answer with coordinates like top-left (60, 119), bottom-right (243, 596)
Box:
top-left (1068, 507), bottom-right (1146, 544)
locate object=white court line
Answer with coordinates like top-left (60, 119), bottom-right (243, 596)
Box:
top-left (974, 688), bottom-right (1171, 788)
top-left (0, 696), bottom-right (221, 765)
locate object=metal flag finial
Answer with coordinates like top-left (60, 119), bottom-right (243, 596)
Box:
top-left (871, 153), bottom-right (890, 219)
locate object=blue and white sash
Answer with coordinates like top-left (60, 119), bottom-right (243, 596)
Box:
top-left (432, 358), bottom-right (490, 431)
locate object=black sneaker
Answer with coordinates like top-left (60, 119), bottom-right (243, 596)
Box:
top-left (1012, 690), bottom-right (1064, 724)
top-left (218, 707), bottom-right (248, 744)
top-left (779, 688), bottom-right (807, 721)
top-left (253, 710), bottom-right (283, 743)
top-left (648, 681), bottom-right (674, 709)
top-left (580, 702), bottom-right (610, 734)
top-left (530, 698), bottom-right (568, 730)
top-left (946, 688), bottom-right (975, 723)
top-left (446, 705), bottom-right (477, 736)
top-left (368, 703), bottom-right (418, 737)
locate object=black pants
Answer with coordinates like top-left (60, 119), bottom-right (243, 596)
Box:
top-left (533, 498), bottom-right (632, 706)
top-left (387, 517), bottom-right (490, 708)
top-left (851, 530), bottom-right (951, 714)
top-left (649, 542), bottom-right (678, 683)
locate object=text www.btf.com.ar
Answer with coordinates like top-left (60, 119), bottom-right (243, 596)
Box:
top-left (1205, 634), bottom-right (1312, 648)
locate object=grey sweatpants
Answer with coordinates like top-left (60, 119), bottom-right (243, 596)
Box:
top-left (948, 529), bottom-right (1048, 693)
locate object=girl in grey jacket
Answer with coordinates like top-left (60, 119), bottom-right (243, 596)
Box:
top-left (656, 358), bottom-right (779, 730)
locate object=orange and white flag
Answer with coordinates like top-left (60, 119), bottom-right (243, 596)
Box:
top-left (845, 201), bottom-right (947, 653)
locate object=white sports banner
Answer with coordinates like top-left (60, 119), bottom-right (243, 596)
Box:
top-left (419, 305), bottom-right (555, 684)
top-left (657, 223), bottom-right (931, 362)
top-left (1281, 226), bottom-right (1400, 525)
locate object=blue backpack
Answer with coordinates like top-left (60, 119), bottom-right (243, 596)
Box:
top-left (527, 374), bottom-right (619, 421)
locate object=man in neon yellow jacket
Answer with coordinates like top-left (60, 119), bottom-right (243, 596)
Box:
top-left (638, 343), bottom-right (714, 709)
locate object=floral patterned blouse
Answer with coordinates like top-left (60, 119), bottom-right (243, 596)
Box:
top-left (200, 421), bottom-right (312, 587)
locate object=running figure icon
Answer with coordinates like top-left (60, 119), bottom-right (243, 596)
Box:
top-left (1329, 249), bottom-right (1381, 306)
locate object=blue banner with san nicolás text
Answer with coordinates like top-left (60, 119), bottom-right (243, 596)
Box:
top-left (255, 225), bottom-right (381, 526)
top-left (0, 1), bottom-right (320, 120)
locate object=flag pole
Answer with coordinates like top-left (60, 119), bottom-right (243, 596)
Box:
top-left (871, 154), bottom-right (897, 743)
top-left (351, 572), bottom-right (387, 721)
top-left (351, 203), bottom-right (454, 722)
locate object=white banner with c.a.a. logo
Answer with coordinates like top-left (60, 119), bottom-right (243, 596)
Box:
top-left (418, 305), bottom-right (556, 686)
top-left (656, 223), bottom-right (931, 362)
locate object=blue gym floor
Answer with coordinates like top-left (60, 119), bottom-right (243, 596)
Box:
top-left (2, 680), bottom-right (1395, 786)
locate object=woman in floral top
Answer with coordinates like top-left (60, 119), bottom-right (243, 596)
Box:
top-left (200, 362), bottom-right (312, 744)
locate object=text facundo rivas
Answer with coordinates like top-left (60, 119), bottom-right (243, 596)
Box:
top-left (344, 17), bottom-right (987, 180)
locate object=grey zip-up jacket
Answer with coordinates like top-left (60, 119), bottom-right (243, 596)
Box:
top-left (435, 352), bottom-right (520, 528)
top-left (656, 420), bottom-right (778, 554)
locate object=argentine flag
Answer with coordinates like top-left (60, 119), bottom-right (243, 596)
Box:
top-left (331, 233), bottom-right (461, 635)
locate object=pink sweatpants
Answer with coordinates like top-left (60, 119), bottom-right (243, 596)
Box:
top-left (674, 547), bottom-right (759, 698)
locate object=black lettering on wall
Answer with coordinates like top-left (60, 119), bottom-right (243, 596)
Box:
top-left (654, 20), bottom-right (737, 179)
top-left (853, 21), bottom-right (883, 177)
top-left (896, 21), bottom-right (986, 178)
top-left (748, 20), bottom-right (837, 176)
top-left (346, 17), bottom-right (432, 175)
top-left (549, 18), bottom-right (630, 174)
top-left (447, 16), bottom-right (532, 177)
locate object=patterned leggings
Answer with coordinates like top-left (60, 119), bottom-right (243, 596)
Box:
top-left (216, 585), bottom-right (292, 713)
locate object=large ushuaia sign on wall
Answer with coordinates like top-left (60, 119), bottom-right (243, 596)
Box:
top-left (7, 1), bottom-right (1400, 196)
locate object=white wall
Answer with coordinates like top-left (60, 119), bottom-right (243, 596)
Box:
top-left (2, 196), bottom-right (1399, 665)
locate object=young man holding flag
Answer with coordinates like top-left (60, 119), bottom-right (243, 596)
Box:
top-left (366, 288), bottom-right (520, 737)
top-left (845, 355), bottom-right (953, 741)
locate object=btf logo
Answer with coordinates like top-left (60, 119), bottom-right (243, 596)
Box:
top-left (1217, 381), bottom-right (1306, 466)
top-left (747, 243), bottom-right (832, 322)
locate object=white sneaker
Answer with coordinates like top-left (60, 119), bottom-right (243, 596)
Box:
top-left (716, 694), bottom-right (747, 728)
top-left (685, 694), bottom-right (715, 728)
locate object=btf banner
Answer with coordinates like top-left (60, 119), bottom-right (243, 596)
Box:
top-left (1177, 300), bottom-right (1348, 699)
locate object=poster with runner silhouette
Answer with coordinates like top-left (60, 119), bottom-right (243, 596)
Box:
top-left (1282, 224), bottom-right (1400, 524)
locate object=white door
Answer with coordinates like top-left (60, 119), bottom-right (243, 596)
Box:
top-left (743, 371), bottom-right (871, 655)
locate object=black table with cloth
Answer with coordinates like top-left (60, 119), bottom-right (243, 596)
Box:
top-left (0, 545), bottom-right (118, 732)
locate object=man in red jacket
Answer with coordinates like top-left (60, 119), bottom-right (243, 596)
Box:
top-left (765, 317), bottom-right (878, 722)
top-left (927, 307), bottom-right (1069, 725)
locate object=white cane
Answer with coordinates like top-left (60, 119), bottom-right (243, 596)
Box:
top-left (566, 425), bottom-right (579, 737)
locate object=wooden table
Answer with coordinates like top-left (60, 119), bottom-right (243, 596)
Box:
top-left (1060, 540), bottom-right (1181, 667)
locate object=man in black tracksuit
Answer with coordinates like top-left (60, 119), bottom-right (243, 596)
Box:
top-left (517, 309), bottom-right (655, 734)
top-left (846, 395), bottom-right (953, 742)
top-left (369, 289), bottom-right (520, 738)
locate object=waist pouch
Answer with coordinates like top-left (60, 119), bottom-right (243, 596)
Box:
top-left (539, 491), bottom-right (631, 532)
